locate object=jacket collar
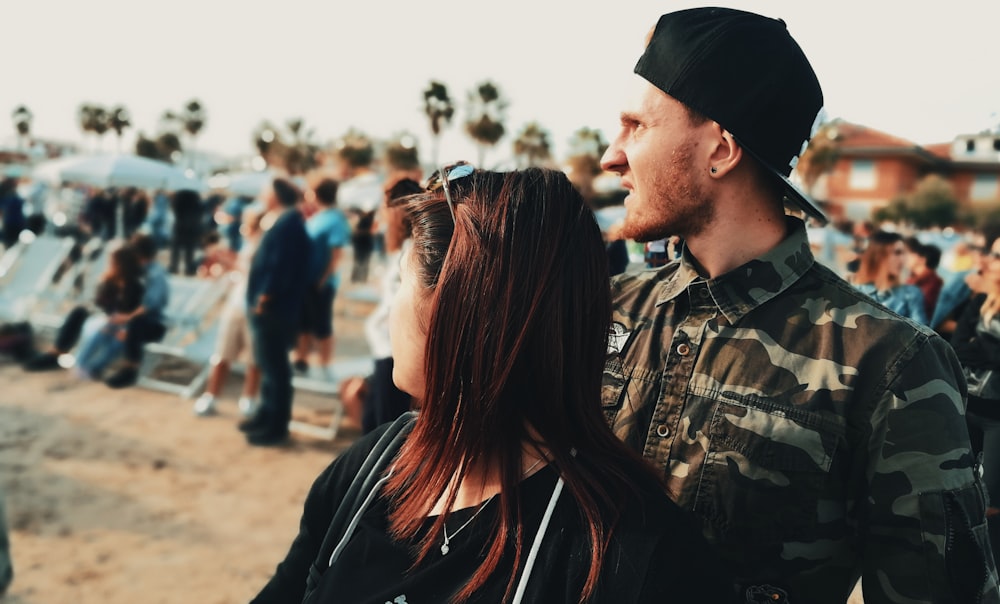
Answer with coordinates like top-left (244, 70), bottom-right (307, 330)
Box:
top-left (656, 217), bottom-right (815, 324)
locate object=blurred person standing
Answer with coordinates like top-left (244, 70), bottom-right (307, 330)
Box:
top-left (951, 235), bottom-right (1000, 565)
top-left (599, 7), bottom-right (997, 602)
top-left (122, 188), bottom-right (148, 240)
top-left (192, 207), bottom-right (265, 417)
top-left (216, 194), bottom-right (254, 252)
top-left (359, 177), bottom-right (420, 433)
top-left (146, 189), bottom-right (171, 249)
top-left (854, 230), bottom-right (929, 325)
top-left (239, 179), bottom-right (310, 446)
top-left (932, 231), bottom-right (998, 340)
top-left (169, 188), bottom-right (203, 275)
top-left (904, 237), bottom-right (944, 319)
top-left (103, 234), bottom-right (170, 388)
top-left (0, 177), bottom-right (26, 250)
top-left (336, 144), bottom-right (383, 284)
top-left (292, 179), bottom-right (350, 378)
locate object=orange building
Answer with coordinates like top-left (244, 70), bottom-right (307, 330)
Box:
top-left (796, 120), bottom-right (1000, 221)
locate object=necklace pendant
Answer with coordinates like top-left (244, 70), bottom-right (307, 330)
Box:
top-left (440, 543), bottom-right (450, 555)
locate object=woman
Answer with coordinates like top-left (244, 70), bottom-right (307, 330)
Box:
top-left (192, 207), bottom-right (264, 417)
top-left (951, 235), bottom-right (1000, 562)
top-left (355, 177), bottom-right (421, 433)
top-left (853, 230), bottom-right (929, 324)
top-left (251, 167), bottom-right (732, 603)
top-left (73, 246), bottom-right (145, 379)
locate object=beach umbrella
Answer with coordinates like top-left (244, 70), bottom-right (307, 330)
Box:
top-left (210, 170), bottom-right (308, 197)
top-left (32, 154), bottom-right (207, 192)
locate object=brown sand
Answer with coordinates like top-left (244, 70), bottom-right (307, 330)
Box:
top-left (0, 292), bottom-right (375, 604)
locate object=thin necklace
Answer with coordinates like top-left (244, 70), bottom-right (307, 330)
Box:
top-left (440, 456), bottom-right (546, 556)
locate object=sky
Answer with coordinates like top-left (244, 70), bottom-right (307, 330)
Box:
top-left (4, 0), bottom-right (1000, 168)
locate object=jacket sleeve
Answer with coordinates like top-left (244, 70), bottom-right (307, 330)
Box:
top-left (249, 427), bottom-right (391, 604)
top-left (861, 333), bottom-right (999, 604)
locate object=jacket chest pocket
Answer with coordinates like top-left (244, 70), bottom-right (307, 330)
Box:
top-left (696, 396), bottom-right (845, 544)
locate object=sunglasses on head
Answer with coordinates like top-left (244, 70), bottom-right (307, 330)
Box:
top-left (426, 161), bottom-right (474, 222)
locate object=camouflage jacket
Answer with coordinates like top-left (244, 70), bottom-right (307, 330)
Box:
top-left (603, 218), bottom-right (999, 604)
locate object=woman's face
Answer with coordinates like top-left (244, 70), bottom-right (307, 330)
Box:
top-left (987, 239), bottom-right (1000, 285)
top-left (389, 247), bottom-right (429, 397)
top-left (885, 241), bottom-right (907, 278)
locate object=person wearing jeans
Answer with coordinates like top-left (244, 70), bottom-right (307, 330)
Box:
top-left (240, 178), bottom-right (310, 446)
top-left (103, 234), bottom-right (169, 389)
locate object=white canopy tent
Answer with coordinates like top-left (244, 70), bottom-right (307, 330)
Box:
top-left (32, 154), bottom-right (207, 192)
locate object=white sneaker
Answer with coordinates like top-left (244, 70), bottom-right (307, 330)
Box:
top-left (193, 393), bottom-right (217, 416)
top-left (237, 396), bottom-right (258, 418)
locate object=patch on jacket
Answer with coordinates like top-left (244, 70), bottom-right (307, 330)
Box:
top-left (607, 322), bottom-right (631, 355)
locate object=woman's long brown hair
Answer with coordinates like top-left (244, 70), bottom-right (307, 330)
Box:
top-left (383, 168), bottom-right (662, 603)
top-left (855, 230), bottom-right (904, 290)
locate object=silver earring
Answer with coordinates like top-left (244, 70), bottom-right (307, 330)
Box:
top-left (710, 166), bottom-right (718, 174)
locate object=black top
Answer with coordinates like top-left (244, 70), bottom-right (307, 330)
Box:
top-left (252, 426), bottom-right (737, 604)
top-left (951, 293), bottom-right (1000, 415)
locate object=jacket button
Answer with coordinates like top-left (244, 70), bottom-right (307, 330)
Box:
top-left (676, 343), bottom-right (690, 356)
top-left (656, 424), bottom-right (670, 438)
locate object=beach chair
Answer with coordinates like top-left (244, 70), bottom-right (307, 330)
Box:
top-left (134, 274), bottom-right (231, 397)
top-left (0, 235), bottom-right (76, 324)
top-left (287, 355), bottom-right (374, 440)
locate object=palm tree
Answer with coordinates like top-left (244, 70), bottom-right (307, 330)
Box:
top-left (797, 120), bottom-right (841, 197)
top-left (512, 122), bottom-right (552, 168)
top-left (78, 104), bottom-right (111, 151)
top-left (423, 80), bottom-right (454, 166)
top-left (464, 81), bottom-right (507, 167)
top-left (78, 103), bottom-right (106, 150)
top-left (179, 99), bottom-right (206, 170)
top-left (11, 105), bottom-right (32, 150)
top-left (92, 107), bottom-right (110, 150)
top-left (384, 132), bottom-right (421, 177)
top-left (252, 120), bottom-right (282, 167)
top-left (284, 117), bottom-right (319, 174)
top-left (564, 127), bottom-right (609, 203)
top-left (334, 128), bottom-right (375, 172)
top-left (108, 105), bottom-right (132, 153)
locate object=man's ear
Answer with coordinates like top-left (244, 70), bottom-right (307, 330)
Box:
top-left (707, 126), bottom-right (743, 178)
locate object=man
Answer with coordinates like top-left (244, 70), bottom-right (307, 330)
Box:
top-left (239, 178), bottom-right (310, 446)
top-left (169, 188), bottom-right (203, 275)
top-left (336, 145), bottom-right (383, 282)
top-left (104, 233), bottom-right (170, 388)
top-left (292, 178), bottom-right (350, 378)
top-left (0, 177), bottom-right (26, 250)
top-left (904, 237), bottom-right (943, 320)
top-left (600, 8), bottom-right (997, 603)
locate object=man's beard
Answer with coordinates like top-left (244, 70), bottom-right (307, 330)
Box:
top-left (621, 142), bottom-right (714, 243)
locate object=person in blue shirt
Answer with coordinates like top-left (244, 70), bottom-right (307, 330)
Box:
top-left (853, 230), bottom-right (929, 325)
top-left (239, 178), bottom-right (311, 446)
top-left (292, 178), bottom-right (350, 378)
top-left (217, 195), bottom-right (254, 252)
top-left (146, 189), bottom-right (171, 250)
top-left (104, 234), bottom-right (171, 388)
